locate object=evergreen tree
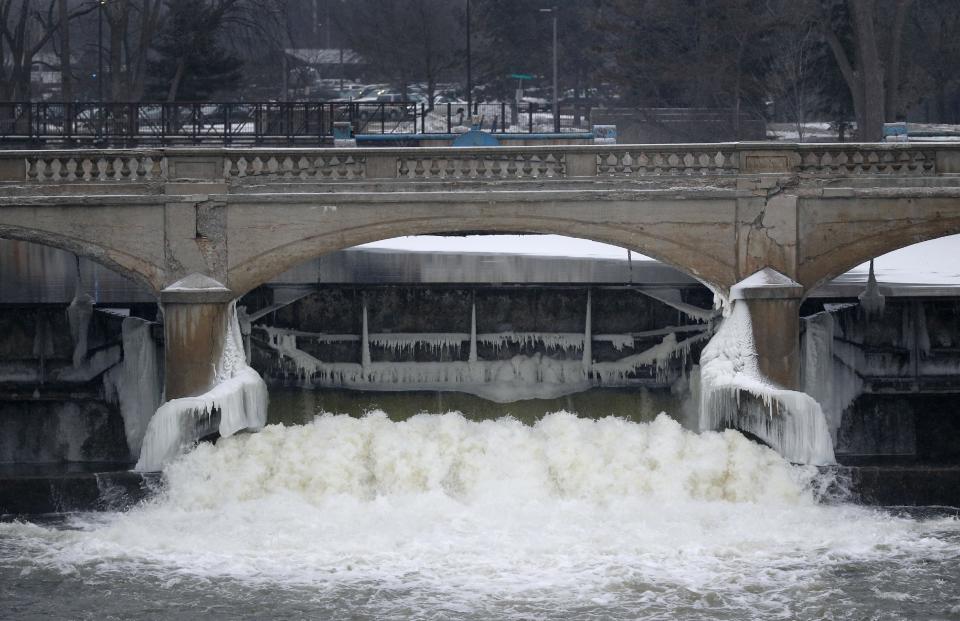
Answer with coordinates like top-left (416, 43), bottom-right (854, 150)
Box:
top-left (147, 0), bottom-right (244, 101)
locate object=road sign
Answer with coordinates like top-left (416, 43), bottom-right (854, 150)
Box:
top-left (509, 73), bottom-right (534, 80)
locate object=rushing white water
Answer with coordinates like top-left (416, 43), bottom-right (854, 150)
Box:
top-left (2, 411), bottom-right (958, 620)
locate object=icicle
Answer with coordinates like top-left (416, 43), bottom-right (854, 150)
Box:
top-left (361, 299), bottom-right (371, 370)
top-left (583, 289), bottom-right (592, 377)
top-left (858, 259), bottom-right (885, 319)
top-left (469, 301), bottom-right (478, 363)
top-left (66, 256), bottom-right (94, 368)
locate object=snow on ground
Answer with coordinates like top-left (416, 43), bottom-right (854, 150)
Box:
top-left (360, 234), bottom-right (960, 287)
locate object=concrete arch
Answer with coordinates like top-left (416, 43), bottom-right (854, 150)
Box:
top-left (0, 226), bottom-right (163, 296)
top-left (798, 214), bottom-right (960, 295)
top-left (226, 213), bottom-right (737, 297)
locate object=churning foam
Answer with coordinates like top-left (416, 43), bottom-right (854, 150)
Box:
top-left (160, 412), bottom-right (808, 508)
top-left (3, 412), bottom-right (958, 618)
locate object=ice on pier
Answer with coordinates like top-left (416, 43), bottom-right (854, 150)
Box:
top-left (801, 310), bottom-right (863, 443)
top-left (699, 301), bottom-right (835, 465)
top-left (136, 302), bottom-right (268, 471)
top-left (103, 317), bottom-right (162, 457)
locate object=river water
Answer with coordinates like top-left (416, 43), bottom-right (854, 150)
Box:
top-left (2, 411), bottom-right (959, 620)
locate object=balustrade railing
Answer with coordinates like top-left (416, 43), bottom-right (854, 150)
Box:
top-left (0, 101), bottom-right (592, 146)
top-left (3, 143), bottom-right (955, 184)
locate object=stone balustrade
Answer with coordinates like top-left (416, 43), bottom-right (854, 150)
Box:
top-left (2, 142), bottom-right (957, 184)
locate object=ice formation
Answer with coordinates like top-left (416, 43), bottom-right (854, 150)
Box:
top-left (593, 331), bottom-right (709, 384)
top-left (369, 333), bottom-right (468, 357)
top-left (858, 259), bottom-right (886, 318)
top-left (699, 301), bottom-right (835, 465)
top-left (801, 310), bottom-right (863, 443)
top-left (135, 302), bottom-right (268, 471)
top-left (638, 288), bottom-right (716, 322)
top-left (66, 280), bottom-right (94, 368)
top-left (103, 317), bottom-right (162, 457)
top-left (477, 332), bottom-right (585, 353)
top-left (260, 322), bottom-right (704, 402)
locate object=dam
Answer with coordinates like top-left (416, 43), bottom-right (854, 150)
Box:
top-left (2, 144), bottom-right (960, 618)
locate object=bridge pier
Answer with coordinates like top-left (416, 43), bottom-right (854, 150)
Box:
top-left (730, 268), bottom-right (804, 390)
top-left (159, 275), bottom-right (236, 400)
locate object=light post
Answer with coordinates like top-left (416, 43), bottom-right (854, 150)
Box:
top-left (98, 0), bottom-right (105, 102)
top-left (466, 0), bottom-right (472, 116)
top-left (539, 7), bottom-right (559, 133)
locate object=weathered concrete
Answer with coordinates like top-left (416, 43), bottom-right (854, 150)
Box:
top-left (162, 302), bottom-right (229, 399)
top-left (2, 143), bottom-right (960, 394)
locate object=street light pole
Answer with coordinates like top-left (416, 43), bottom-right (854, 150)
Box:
top-left (98, 0), bottom-right (104, 101)
top-left (466, 0), bottom-right (472, 116)
top-left (540, 7), bottom-right (559, 133)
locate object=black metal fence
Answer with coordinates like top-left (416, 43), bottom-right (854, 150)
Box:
top-left (0, 101), bottom-right (592, 146)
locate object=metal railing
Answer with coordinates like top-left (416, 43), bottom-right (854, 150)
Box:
top-left (0, 101), bottom-right (593, 146)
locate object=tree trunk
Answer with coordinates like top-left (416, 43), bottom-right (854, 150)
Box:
top-left (884, 0), bottom-right (912, 121)
top-left (59, 0), bottom-right (72, 102)
top-left (851, 0), bottom-right (884, 140)
top-left (107, 0), bottom-right (129, 101)
top-left (166, 58), bottom-right (186, 102)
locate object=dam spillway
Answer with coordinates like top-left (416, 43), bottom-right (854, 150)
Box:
top-left (2, 236), bottom-right (960, 619)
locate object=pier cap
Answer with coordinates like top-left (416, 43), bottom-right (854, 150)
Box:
top-left (730, 267), bottom-right (803, 300)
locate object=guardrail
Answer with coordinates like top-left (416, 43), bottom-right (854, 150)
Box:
top-left (0, 101), bottom-right (593, 146)
top-left (2, 143), bottom-right (954, 184)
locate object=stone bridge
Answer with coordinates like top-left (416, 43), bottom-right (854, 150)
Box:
top-left (2, 142), bottom-right (960, 401)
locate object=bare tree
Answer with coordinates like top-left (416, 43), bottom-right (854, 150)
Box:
top-left (0, 0), bottom-right (95, 101)
top-left (101, 0), bottom-right (164, 101)
top-left (824, 0), bottom-right (913, 140)
top-left (767, 22), bottom-right (824, 141)
top-left (338, 0), bottom-right (462, 106)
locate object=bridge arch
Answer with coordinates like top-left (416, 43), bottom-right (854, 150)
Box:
top-left (0, 226), bottom-right (164, 296)
top-left (799, 216), bottom-right (960, 296)
top-left (226, 215), bottom-right (735, 298)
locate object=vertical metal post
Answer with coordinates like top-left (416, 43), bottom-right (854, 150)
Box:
top-left (466, 0), bottom-right (472, 115)
top-left (98, 0), bottom-right (104, 102)
top-left (552, 10), bottom-right (559, 133)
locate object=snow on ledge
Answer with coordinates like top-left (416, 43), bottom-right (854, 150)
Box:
top-left (730, 268), bottom-right (803, 301)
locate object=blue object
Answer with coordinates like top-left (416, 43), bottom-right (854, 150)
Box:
top-left (452, 129), bottom-right (501, 147)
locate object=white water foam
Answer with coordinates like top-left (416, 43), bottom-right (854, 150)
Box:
top-left (2, 412), bottom-right (957, 619)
